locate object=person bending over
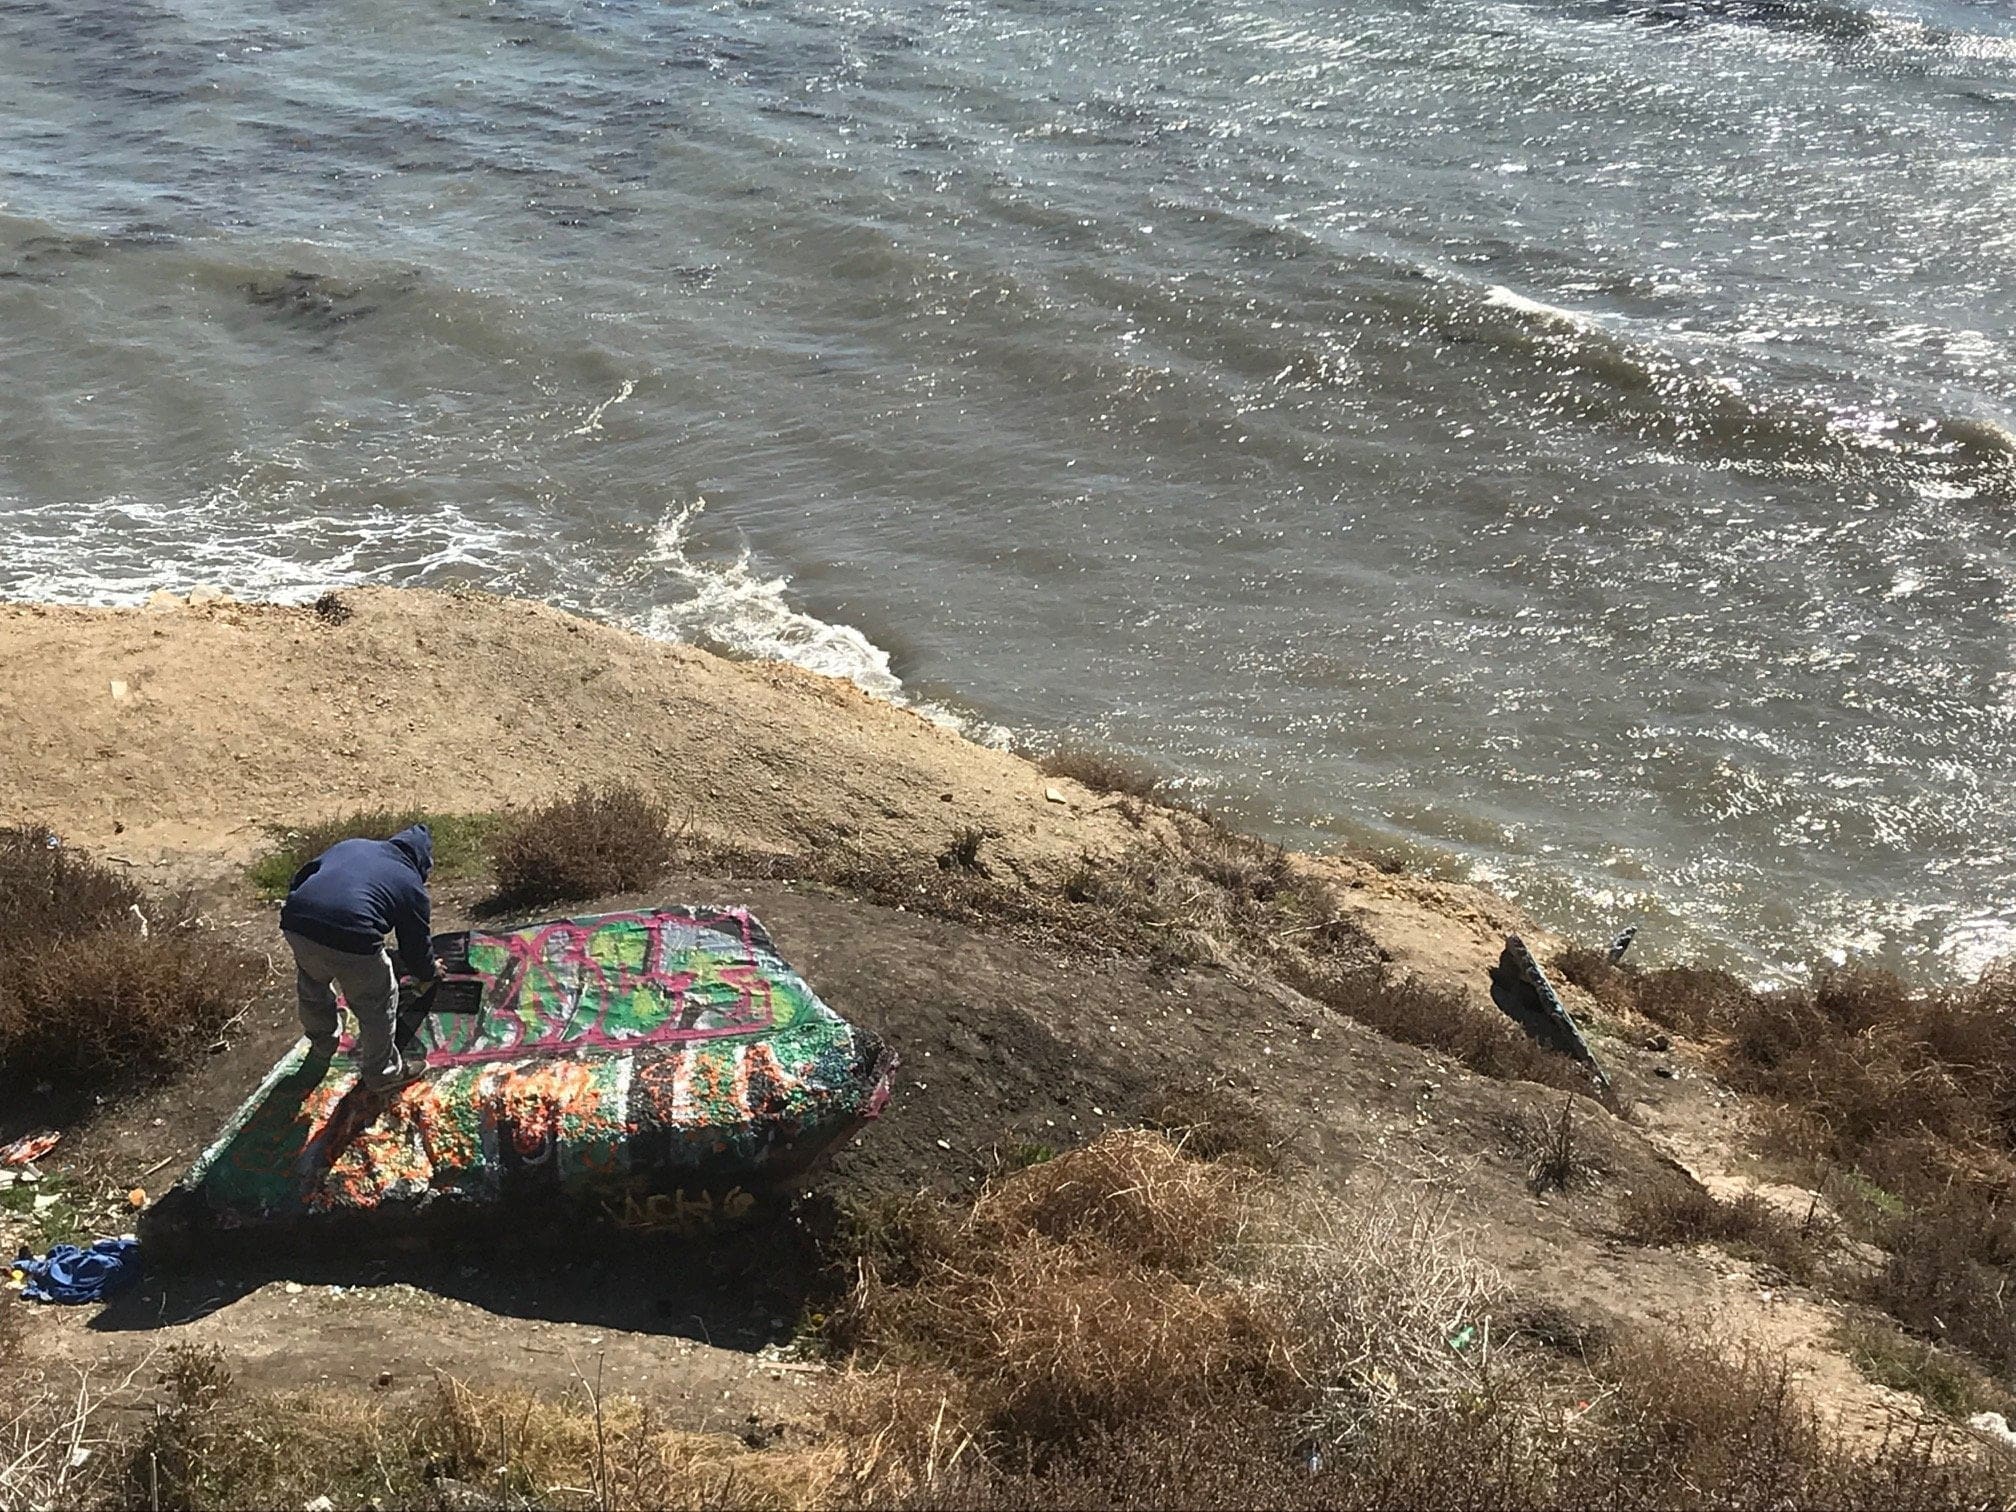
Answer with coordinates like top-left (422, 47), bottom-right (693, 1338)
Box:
top-left (278, 822), bottom-right (438, 1093)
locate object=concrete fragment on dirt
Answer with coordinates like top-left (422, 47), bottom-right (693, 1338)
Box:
top-left (1489, 933), bottom-right (1611, 1093)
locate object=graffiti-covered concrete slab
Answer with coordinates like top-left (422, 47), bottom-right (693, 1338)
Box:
top-left (146, 908), bottom-right (895, 1250)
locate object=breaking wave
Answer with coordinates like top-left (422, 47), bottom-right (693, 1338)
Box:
top-left (625, 502), bottom-right (1009, 743)
top-left (630, 500), bottom-right (906, 701)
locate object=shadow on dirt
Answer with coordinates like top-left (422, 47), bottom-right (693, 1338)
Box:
top-left (88, 1206), bottom-right (839, 1353)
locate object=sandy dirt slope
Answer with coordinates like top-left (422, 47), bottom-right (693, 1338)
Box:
top-left (0, 587), bottom-right (1538, 995)
top-left (0, 588), bottom-right (1139, 882)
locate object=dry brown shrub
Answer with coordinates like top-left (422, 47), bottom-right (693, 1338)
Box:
top-left (1036, 749), bottom-right (1167, 802)
top-left (1283, 961), bottom-right (1598, 1100)
top-left (0, 825), bottom-right (148, 949)
top-left (834, 1133), bottom-right (1294, 1472)
top-left (1583, 954), bottom-right (2016, 1374)
top-left (964, 1128), bottom-right (1247, 1271)
top-left (1550, 945), bottom-right (1635, 1015)
top-left (829, 1139), bottom-right (2010, 1510)
top-left (1626, 963), bottom-right (1764, 1039)
top-left (1870, 1189), bottom-right (2016, 1372)
top-left (0, 929), bottom-right (262, 1096)
top-left (1518, 1094), bottom-right (1601, 1194)
top-left (862, 1326), bottom-right (2011, 1511)
top-left (1143, 1083), bottom-right (1284, 1172)
top-left (1619, 1179), bottom-right (1823, 1281)
top-left (1581, 1333), bottom-right (1825, 1503)
top-left (489, 783), bottom-right (674, 906)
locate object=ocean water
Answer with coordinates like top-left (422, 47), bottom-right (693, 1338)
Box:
top-left (4, 0), bottom-right (2013, 981)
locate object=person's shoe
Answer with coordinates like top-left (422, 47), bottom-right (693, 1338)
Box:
top-left (361, 1053), bottom-right (429, 1096)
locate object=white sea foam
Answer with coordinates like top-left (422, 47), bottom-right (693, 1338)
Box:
top-left (1483, 284), bottom-right (1601, 334)
top-left (569, 378), bottom-right (638, 437)
top-left (631, 499), bottom-right (906, 700)
top-left (0, 488), bottom-right (519, 605)
top-left (1939, 911), bottom-right (2016, 982)
top-left (626, 501), bottom-right (1010, 746)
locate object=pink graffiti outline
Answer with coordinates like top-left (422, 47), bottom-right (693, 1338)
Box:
top-left (415, 909), bottom-right (774, 1069)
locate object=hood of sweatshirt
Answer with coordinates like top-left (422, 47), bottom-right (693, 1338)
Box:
top-left (388, 823), bottom-right (434, 879)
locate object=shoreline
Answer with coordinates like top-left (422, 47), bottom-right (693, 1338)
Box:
top-left (3, 583), bottom-right (2000, 995)
top-left (0, 584), bottom-right (1540, 1000)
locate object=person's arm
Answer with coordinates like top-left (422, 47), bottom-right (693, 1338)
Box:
top-left (391, 879), bottom-right (438, 980)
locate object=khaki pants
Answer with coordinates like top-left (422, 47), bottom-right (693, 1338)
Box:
top-left (282, 930), bottom-right (400, 1083)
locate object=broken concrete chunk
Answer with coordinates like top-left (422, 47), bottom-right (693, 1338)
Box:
top-left (145, 907), bottom-right (896, 1252)
top-left (1488, 934), bottom-right (1611, 1093)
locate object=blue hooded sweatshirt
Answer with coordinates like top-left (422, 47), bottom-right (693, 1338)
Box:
top-left (278, 824), bottom-right (437, 978)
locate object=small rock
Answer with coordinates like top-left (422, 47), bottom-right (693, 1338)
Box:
top-left (1972, 1411), bottom-right (2016, 1451)
top-left (187, 584), bottom-right (230, 607)
top-left (108, 679), bottom-right (130, 702)
top-left (429, 1477), bottom-right (494, 1511)
top-left (1645, 1033), bottom-right (1672, 1053)
top-left (285, 1281), bottom-right (304, 1295)
top-left (940, 791), bottom-right (955, 802)
top-left (144, 590), bottom-right (183, 612)
top-left (1043, 786), bottom-right (1068, 804)
top-left (1653, 1065), bottom-right (1677, 1080)
top-left (935, 1138), bottom-right (951, 1150)
top-left (303, 1497), bottom-right (337, 1512)
top-left (128, 1187), bottom-right (147, 1208)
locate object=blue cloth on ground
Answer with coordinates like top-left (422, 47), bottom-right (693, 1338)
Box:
top-left (17, 1237), bottom-right (141, 1304)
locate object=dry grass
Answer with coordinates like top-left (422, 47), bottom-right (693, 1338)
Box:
top-left (20, 1131), bottom-right (2011, 1511)
top-left (835, 1160), bottom-right (2009, 1510)
top-left (1035, 748), bottom-right (1167, 803)
top-left (1142, 1083), bottom-right (1285, 1172)
top-left (1250, 1186), bottom-right (1502, 1442)
top-left (827, 1133), bottom-right (1295, 1479)
top-left (122, 1343), bottom-right (838, 1512)
top-left (0, 825), bottom-right (263, 1100)
top-left (0, 1364), bottom-right (135, 1511)
top-left (1577, 957), bottom-right (2016, 1372)
top-left (490, 784), bottom-right (676, 907)
top-left (1619, 1177), bottom-right (1826, 1282)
